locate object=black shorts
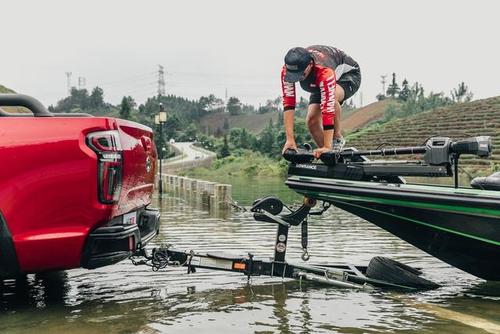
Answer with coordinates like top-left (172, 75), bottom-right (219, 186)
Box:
top-left (309, 68), bottom-right (361, 105)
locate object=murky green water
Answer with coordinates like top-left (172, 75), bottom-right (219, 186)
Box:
top-left (1, 177), bottom-right (499, 333)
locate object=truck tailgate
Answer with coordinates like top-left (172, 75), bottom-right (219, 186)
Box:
top-left (114, 119), bottom-right (157, 216)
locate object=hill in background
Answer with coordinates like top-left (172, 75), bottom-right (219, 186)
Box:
top-left (0, 84), bottom-right (14, 94)
top-left (198, 99), bottom-right (393, 135)
top-left (342, 99), bottom-right (395, 131)
top-left (347, 96), bottom-right (500, 176)
top-left (198, 112), bottom-right (279, 134)
top-left (0, 84), bottom-right (25, 113)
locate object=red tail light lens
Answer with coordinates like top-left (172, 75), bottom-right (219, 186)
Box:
top-left (86, 131), bottom-right (123, 204)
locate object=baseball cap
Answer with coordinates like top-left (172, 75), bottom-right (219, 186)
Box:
top-left (284, 47), bottom-right (313, 82)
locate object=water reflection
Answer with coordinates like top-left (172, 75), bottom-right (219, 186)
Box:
top-left (0, 272), bottom-right (69, 311)
top-left (1, 177), bottom-right (499, 333)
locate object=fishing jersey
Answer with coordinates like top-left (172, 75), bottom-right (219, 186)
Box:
top-left (281, 45), bottom-right (359, 129)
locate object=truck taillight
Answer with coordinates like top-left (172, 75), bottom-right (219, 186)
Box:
top-left (86, 130), bottom-right (123, 204)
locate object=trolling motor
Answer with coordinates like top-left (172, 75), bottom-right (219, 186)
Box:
top-left (283, 136), bottom-right (492, 188)
top-left (283, 136), bottom-right (491, 166)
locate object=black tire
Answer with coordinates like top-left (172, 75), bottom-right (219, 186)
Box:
top-left (366, 256), bottom-right (439, 290)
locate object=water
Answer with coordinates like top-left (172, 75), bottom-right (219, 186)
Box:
top-left (1, 177), bottom-right (499, 333)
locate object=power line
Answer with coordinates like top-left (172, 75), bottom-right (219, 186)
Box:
top-left (96, 72), bottom-right (155, 86)
top-left (103, 81), bottom-right (157, 93)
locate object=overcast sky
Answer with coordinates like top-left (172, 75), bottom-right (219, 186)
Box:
top-left (2, 0), bottom-right (499, 108)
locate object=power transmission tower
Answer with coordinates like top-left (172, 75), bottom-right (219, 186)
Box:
top-left (381, 75), bottom-right (387, 95)
top-left (157, 65), bottom-right (166, 96)
top-left (78, 77), bottom-right (86, 90)
top-left (224, 88), bottom-right (228, 113)
top-left (65, 72), bottom-right (72, 96)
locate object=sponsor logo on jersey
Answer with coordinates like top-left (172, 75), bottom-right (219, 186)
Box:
top-left (283, 82), bottom-right (295, 97)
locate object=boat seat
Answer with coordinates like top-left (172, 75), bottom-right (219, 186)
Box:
top-left (470, 172), bottom-right (500, 190)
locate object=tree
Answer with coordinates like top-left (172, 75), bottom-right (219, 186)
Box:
top-left (398, 79), bottom-right (411, 102)
top-left (227, 97), bottom-right (241, 115)
top-left (199, 94), bottom-right (225, 113)
top-left (386, 73), bottom-right (400, 98)
top-left (258, 98), bottom-right (281, 114)
top-left (229, 128), bottom-right (242, 146)
top-left (89, 86), bottom-right (104, 109)
top-left (119, 96), bottom-right (132, 119)
top-left (219, 135), bottom-right (230, 158)
top-left (185, 124), bottom-right (197, 140)
top-left (277, 111), bottom-right (284, 127)
top-left (451, 82), bottom-right (473, 103)
top-left (164, 114), bottom-right (180, 139)
top-left (240, 128), bottom-right (250, 149)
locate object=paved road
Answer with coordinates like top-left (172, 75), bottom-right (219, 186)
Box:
top-left (163, 142), bottom-right (216, 171)
top-left (168, 142), bottom-right (213, 164)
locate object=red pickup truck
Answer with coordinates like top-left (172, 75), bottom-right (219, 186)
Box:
top-left (0, 94), bottom-right (160, 277)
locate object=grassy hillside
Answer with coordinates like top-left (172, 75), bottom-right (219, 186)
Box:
top-left (347, 96), bottom-right (500, 175)
top-left (0, 84), bottom-right (24, 113)
top-left (342, 99), bottom-right (395, 131)
top-left (199, 112), bottom-right (279, 134)
top-left (0, 84), bottom-right (14, 94)
top-left (198, 99), bottom-right (393, 135)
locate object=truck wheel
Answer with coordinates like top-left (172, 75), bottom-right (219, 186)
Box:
top-left (366, 256), bottom-right (439, 290)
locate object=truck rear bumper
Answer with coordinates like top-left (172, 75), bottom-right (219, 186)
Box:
top-left (81, 207), bottom-right (160, 269)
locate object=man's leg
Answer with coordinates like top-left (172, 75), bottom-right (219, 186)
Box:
top-left (334, 85), bottom-right (345, 139)
top-left (306, 103), bottom-right (324, 147)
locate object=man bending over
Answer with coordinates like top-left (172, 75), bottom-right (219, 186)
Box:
top-left (280, 45), bottom-right (361, 157)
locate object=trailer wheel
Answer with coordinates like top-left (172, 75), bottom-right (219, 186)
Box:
top-left (366, 256), bottom-right (439, 290)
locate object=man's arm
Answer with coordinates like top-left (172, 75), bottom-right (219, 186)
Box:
top-left (283, 109), bottom-right (297, 152)
top-left (281, 66), bottom-right (297, 152)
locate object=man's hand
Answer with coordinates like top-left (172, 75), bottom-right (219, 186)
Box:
top-left (282, 139), bottom-right (297, 154)
top-left (313, 146), bottom-right (331, 159)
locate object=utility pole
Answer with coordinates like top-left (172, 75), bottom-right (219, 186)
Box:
top-left (65, 72), bottom-right (72, 96)
top-left (78, 77), bottom-right (86, 90)
top-left (359, 91), bottom-right (363, 108)
top-left (157, 65), bottom-right (166, 96)
top-left (381, 75), bottom-right (387, 95)
top-left (224, 88), bottom-right (228, 113)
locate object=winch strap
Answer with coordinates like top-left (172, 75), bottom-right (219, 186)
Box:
top-left (301, 220), bottom-right (308, 250)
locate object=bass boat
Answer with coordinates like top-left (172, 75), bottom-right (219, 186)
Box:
top-left (283, 136), bottom-right (500, 281)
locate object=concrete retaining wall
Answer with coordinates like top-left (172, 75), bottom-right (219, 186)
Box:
top-left (158, 174), bottom-right (232, 210)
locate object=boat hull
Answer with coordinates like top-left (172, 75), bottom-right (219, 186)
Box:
top-left (286, 176), bottom-right (500, 281)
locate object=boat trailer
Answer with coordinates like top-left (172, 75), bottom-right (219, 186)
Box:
top-left (131, 196), bottom-right (436, 291)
